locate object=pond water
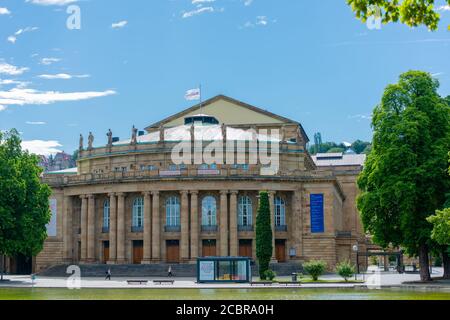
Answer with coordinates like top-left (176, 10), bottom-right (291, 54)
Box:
top-left (0, 288), bottom-right (449, 300)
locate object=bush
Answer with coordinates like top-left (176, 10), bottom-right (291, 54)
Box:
top-left (263, 270), bottom-right (276, 281)
top-left (303, 260), bottom-right (327, 281)
top-left (335, 260), bottom-right (356, 282)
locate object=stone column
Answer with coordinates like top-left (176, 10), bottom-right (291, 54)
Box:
top-left (87, 195), bottom-right (96, 263)
top-left (219, 190), bottom-right (229, 256)
top-left (180, 191), bottom-right (189, 261)
top-left (108, 193), bottom-right (117, 264)
top-left (291, 189), bottom-right (302, 259)
top-left (142, 192), bottom-right (152, 264)
top-left (63, 196), bottom-right (73, 263)
top-left (151, 191), bottom-right (161, 261)
top-left (80, 195), bottom-right (88, 263)
top-left (190, 191), bottom-right (199, 261)
top-left (116, 193), bottom-right (126, 264)
top-left (268, 191), bottom-right (277, 262)
top-left (229, 191), bottom-right (238, 257)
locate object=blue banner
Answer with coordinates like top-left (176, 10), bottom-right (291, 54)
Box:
top-left (310, 194), bottom-right (324, 233)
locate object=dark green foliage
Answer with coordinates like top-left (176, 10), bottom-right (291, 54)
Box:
top-left (263, 270), bottom-right (276, 281)
top-left (256, 191), bottom-right (273, 279)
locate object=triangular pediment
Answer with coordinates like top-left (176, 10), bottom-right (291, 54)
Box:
top-left (145, 95), bottom-right (299, 130)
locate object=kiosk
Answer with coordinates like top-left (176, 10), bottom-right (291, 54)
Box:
top-left (197, 257), bottom-right (252, 283)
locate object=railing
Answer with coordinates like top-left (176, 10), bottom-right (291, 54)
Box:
top-left (275, 225), bottom-right (287, 232)
top-left (164, 225), bottom-right (181, 233)
top-left (131, 226), bottom-right (144, 233)
top-left (238, 225), bottom-right (254, 232)
top-left (201, 225), bottom-right (218, 232)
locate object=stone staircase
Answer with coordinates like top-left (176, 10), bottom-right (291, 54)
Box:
top-left (39, 262), bottom-right (303, 278)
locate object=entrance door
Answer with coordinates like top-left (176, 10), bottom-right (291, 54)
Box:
top-left (103, 241), bottom-right (110, 264)
top-left (202, 240), bottom-right (217, 257)
top-left (166, 240), bottom-right (180, 263)
top-left (133, 240), bottom-right (143, 264)
top-left (275, 239), bottom-right (286, 262)
top-left (239, 240), bottom-right (252, 258)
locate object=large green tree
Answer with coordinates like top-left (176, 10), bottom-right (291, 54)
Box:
top-left (0, 129), bottom-right (51, 280)
top-left (357, 71), bottom-right (450, 282)
top-left (347, 0), bottom-right (450, 31)
top-left (256, 191), bottom-right (273, 279)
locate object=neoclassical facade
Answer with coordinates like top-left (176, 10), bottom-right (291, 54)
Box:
top-left (35, 95), bottom-right (366, 272)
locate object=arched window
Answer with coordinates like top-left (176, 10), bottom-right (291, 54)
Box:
top-left (202, 196), bottom-right (217, 226)
top-left (132, 197), bottom-right (144, 228)
top-left (274, 196), bottom-right (286, 226)
top-left (238, 196), bottom-right (252, 226)
top-left (166, 196), bottom-right (180, 227)
top-left (103, 199), bottom-right (110, 230)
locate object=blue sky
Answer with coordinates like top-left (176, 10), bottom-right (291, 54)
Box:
top-left (1, 0), bottom-right (450, 155)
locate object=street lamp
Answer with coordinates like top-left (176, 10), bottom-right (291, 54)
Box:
top-left (352, 244), bottom-right (359, 280)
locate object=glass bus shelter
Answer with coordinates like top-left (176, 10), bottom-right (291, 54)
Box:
top-left (197, 257), bottom-right (252, 283)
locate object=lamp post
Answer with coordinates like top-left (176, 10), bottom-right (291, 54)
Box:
top-left (352, 244), bottom-right (359, 281)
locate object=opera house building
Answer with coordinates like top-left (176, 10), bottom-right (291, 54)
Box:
top-left (32, 95), bottom-right (366, 273)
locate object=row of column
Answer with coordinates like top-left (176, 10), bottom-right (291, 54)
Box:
top-left (63, 190), bottom-right (291, 264)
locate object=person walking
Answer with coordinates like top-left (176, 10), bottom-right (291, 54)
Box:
top-left (167, 265), bottom-right (173, 277)
top-left (105, 268), bottom-right (111, 281)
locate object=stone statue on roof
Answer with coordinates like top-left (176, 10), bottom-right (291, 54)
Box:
top-left (79, 134), bottom-right (83, 151)
top-left (297, 126), bottom-right (303, 144)
top-left (159, 125), bottom-right (164, 143)
top-left (281, 126), bottom-right (287, 142)
top-left (107, 129), bottom-right (113, 147)
top-left (221, 123), bottom-right (227, 143)
top-left (87, 132), bottom-right (94, 150)
top-left (131, 125), bottom-right (138, 145)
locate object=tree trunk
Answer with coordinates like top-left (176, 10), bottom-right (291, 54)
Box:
top-left (418, 244), bottom-right (431, 282)
top-left (0, 255), bottom-right (4, 281)
top-left (443, 247), bottom-right (450, 280)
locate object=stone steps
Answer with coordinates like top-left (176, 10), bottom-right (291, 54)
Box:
top-left (39, 262), bottom-right (303, 278)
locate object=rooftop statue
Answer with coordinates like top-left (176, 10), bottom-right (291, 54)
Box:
top-left (131, 125), bottom-right (138, 145)
top-left (159, 125), bottom-right (164, 143)
top-left (79, 134), bottom-right (84, 151)
top-left (221, 123), bottom-right (227, 142)
top-left (107, 129), bottom-right (113, 147)
top-left (88, 132), bottom-right (94, 150)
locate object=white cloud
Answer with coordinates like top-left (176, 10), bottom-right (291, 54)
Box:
top-left (26, 121), bottom-right (47, 125)
top-left (243, 0), bottom-right (253, 6)
top-left (438, 5), bottom-right (450, 11)
top-left (38, 73), bottom-right (90, 80)
top-left (111, 20), bottom-right (128, 29)
top-left (0, 88), bottom-right (116, 107)
top-left (431, 72), bottom-right (444, 77)
top-left (21, 140), bottom-right (62, 156)
top-left (26, 0), bottom-right (77, 6)
top-left (0, 79), bottom-right (30, 88)
top-left (182, 7), bottom-right (214, 18)
top-left (192, 0), bottom-right (216, 4)
top-left (348, 114), bottom-right (372, 121)
top-left (0, 62), bottom-right (29, 76)
top-left (0, 7), bottom-right (11, 15)
top-left (242, 16), bottom-right (270, 28)
top-left (7, 27), bottom-right (39, 44)
top-left (0, 105), bottom-right (6, 111)
top-left (40, 57), bottom-right (61, 65)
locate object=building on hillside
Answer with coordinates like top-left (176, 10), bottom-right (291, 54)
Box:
top-left (13, 95), bottom-right (368, 273)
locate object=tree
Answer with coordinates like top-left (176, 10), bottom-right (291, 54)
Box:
top-left (256, 191), bottom-right (273, 279)
top-left (336, 260), bottom-right (356, 282)
top-left (352, 140), bottom-right (371, 154)
top-left (327, 147), bottom-right (346, 153)
top-left (0, 129), bottom-right (52, 280)
top-left (303, 260), bottom-right (327, 281)
top-left (357, 71), bottom-right (450, 282)
top-left (347, 0), bottom-right (450, 31)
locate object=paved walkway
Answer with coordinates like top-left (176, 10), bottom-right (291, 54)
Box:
top-left (0, 268), bottom-right (446, 291)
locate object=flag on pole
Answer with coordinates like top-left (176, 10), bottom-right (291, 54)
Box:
top-left (185, 88), bottom-right (201, 101)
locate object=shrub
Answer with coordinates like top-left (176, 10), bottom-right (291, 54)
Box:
top-left (264, 270), bottom-right (276, 281)
top-left (335, 260), bottom-right (356, 282)
top-left (303, 260), bottom-right (327, 281)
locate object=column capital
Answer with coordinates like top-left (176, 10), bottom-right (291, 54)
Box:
top-left (180, 190), bottom-right (189, 195)
top-left (230, 190), bottom-right (239, 195)
top-left (108, 193), bottom-right (116, 197)
top-left (268, 191), bottom-right (277, 196)
top-left (116, 192), bottom-right (126, 198)
top-left (142, 191), bottom-right (152, 197)
top-left (190, 190), bottom-right (199, 195)
top-left (79, 195), bottom-right (87, 200)
top-left (151, 190), bottom-right (159, 196)
top-left (87, 194), bottom-right (95, 199)
top-left (219, 190), bottom-right (229, 196)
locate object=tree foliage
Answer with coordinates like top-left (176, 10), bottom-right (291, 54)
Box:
top-left (0, 129), bottom-right (51, 259)
top-left (336, 260), bottom-right (356, 281)
top-left (347, 0), bottom-right (450, 31)
top-left (427, 209), bottom-right (450, 246)
top-left (303, 260), bottom-right (327, 281)
top-left (256, 191), bottom-right (273, 279)
top-left (357, 70), bottom-right (450, 281)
